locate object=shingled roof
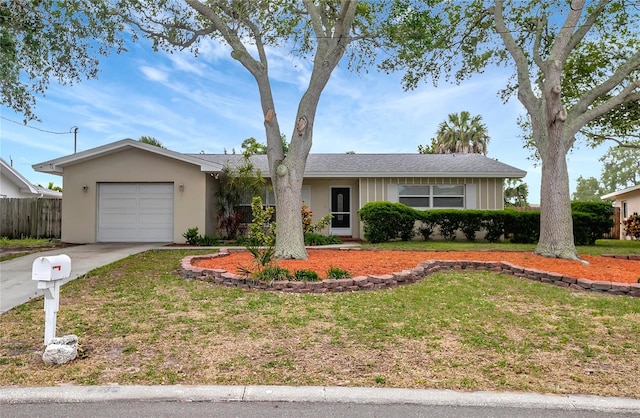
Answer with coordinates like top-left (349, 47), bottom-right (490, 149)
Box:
top-left (190, 153), bottom-right (526, 178)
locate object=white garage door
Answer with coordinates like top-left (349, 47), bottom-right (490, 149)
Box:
top-left (98, 183), bottom-right (174, 242)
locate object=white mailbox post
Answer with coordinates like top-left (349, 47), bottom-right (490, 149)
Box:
top-left (32, 255), bottom-right (71, 345)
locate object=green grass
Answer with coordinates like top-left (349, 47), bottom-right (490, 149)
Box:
top-left (1, 248), bottom-right (639, 397)
top-left (0, 237), bottom-right (60, 248)
top-left (0, 238), bottom-right (70, 261)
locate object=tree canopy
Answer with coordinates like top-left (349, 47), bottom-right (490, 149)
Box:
top-left (383, 0), bottom-right (640, 259)
top-left (117, 0), bottom-right (381, 259)
top-left (1, 1), bottom-right (125, 121)
top-left (504, 178), bottom-right (529, 208)
top-left (572, 176), bottom-right (603, 202)
top-left (599, 141), bottom-right (640, 193)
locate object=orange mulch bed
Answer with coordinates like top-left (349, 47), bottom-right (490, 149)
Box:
top-left (192, 249), bottom-right (640, 284)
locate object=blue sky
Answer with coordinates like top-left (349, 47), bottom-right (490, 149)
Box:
top-left (0, 37), bottom-right (610, 204)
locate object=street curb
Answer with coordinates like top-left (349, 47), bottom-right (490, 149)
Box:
top-left (1, 385), bottom-right (639, 412)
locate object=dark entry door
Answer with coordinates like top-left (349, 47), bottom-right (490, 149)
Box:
top-left (330, 187), bottom-right (351, 235)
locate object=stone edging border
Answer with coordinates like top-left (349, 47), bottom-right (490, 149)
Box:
top-left (180, 249), bottom-right (640, 298)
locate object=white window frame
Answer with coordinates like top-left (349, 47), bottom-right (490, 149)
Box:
top-left (396, 184), bottom-right (466, 209)
top-left (432, 185), bottom-right (465, 208)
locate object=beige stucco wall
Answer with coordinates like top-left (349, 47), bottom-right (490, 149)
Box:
top-left (204, 176), bottom-right (506, 241)
top-left (61, 148), bottom-right (207, 243)
top-left (612, 190), bottom-right (640, 240)
top-left (303, 178), bottom-right (360, 238)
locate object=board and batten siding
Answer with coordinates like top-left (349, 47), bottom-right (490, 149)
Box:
top-left (358, 177), bottom-right (505, 211)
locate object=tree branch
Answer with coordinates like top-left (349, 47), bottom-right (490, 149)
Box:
top-left (571, 49), bottom-right (640, 118)
top-left (183, 0), bottom-right (264, 76)
top-left (566, 0), bottom-right (609, 53)
top-left (492, 0), bottom-right (536, 111)
top-left (581, 130), bottom-right (640, 148)
top-left (583, 88), bottom-right (640, 125)
top-left (532, 14), bottom-right (546, 69)
top-left (549, 0), bottom-right (585, 63)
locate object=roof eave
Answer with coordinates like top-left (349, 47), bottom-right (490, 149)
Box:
top-left (33, 139), bottom-right (224, 174)
top-left (1, 158), bottom-right (40, 192)
top-left (601, 184), bottom-right (640, 200)
top-left (302, 171), bottom-right (527, 178)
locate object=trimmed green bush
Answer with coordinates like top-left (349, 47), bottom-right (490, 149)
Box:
top-left (326, 266), bottom-right (351, 279)
top-left (571, 201), bottom-right (614, 243)
top-left (358, 201), bottom-right (611, 245)
top-left (481, 211), bottom-right (506, 243)
top-left (304, 233), bottom-right (342, 246)
top-left (359, 202), bottom-right (417, 243)
top-left (293, 269), bottom-right (320, 282)
top-left (460, 210), bottom-right (484, 241)
top-left (504, 210), bottom-right (540, 243)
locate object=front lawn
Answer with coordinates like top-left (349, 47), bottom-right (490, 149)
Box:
top-left (1, 248), bottom-right (639, 397)
top-left (0, 238), bottom-right (71, 262)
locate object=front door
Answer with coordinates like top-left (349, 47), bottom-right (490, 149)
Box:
top-left (330, 187), bottom-right (351, 236)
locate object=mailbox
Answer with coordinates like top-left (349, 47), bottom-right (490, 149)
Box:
top-left (31, 254), bottom-right (71, 345)
top-left (32, 255), bottom-right (71, 282)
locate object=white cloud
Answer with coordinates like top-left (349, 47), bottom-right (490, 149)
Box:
top-left (140, 66), bottom-right (169, 82)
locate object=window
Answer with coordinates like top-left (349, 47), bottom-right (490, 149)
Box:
top-left (433, 185), bottom-right (465, 208)
top-left (236, 187), bottom-right (276, 223)
top-left (399, 185), bottom-right (431, 208)
top-left (237, 185), bottom-right (310, 223)
top-left (398, 185), bottom-right (465, 209)
top-left (622, 201), bottom-right (628, 219)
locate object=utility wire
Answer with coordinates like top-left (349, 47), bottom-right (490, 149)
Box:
top-left (1, 116), bottom-right (74, 135)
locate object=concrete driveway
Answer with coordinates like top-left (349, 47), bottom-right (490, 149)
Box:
top-left (0, 243), bottom-right (162, 314)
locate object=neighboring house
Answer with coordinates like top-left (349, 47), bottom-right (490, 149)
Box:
top-left (1, 157), bottom-right (62, 199)
top-left (33, 138), bottom-right (526, 243)
top-left (601, 184), bottom-right (640, 240)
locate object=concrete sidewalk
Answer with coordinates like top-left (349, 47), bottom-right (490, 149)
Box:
top-left (1, 385), bottom-right (639, 414)
top-left (0, 243), bottom-right (162, 314)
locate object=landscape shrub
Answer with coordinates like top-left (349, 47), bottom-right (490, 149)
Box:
top-left (182, 227), bottom-right (220, 246)
top-left (359, 202), bottom-right (418, 243)
top-left (254, 266), bottom-right (291, 281)
top-left (504, 210), bottom-right (540, 243)
top-left (623, 213), bottom-right (640, 239)
top-left (326, 266), bottom-right (351, 279)
top-left (293, 269), bottom-right (320, 282)
top-left (182, 227), bottom-right (200, 245)
top-left (459, 210), bottom-right (484, 241)
top-left (571, 201), bottom-right (614, 242)
top-left (358, 201), bottom-right (613, 245)
top-left (427, 210), bottom-right (462, 241)
top-left (573, 212), bottom-right (599, 245)
top-left (481, 211), bottom-right (506, 243)
top-left (247, 196), bottom-right (276, 246)
top-left (304, 233), bottom-right (342, 246)
top-left (302, 203), bottom-right (333, 234)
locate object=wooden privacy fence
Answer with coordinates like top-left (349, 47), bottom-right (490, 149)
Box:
top-left (0, 198), bottom-right (62, 239)
top-left (606, 206), bottom-right (621, 240)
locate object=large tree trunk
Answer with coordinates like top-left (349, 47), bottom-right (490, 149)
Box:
top-left (271, 149), bottom-right (308, 260)
top-left (535, 139), bottom-right (578, 259)
top-left (533, 59), bottom-right (579, 260)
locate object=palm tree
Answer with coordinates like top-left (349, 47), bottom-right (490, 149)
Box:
top-left (139, 136), bottom-right (165, 148)
top-left (434, 111), bottom-right (490, 155)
